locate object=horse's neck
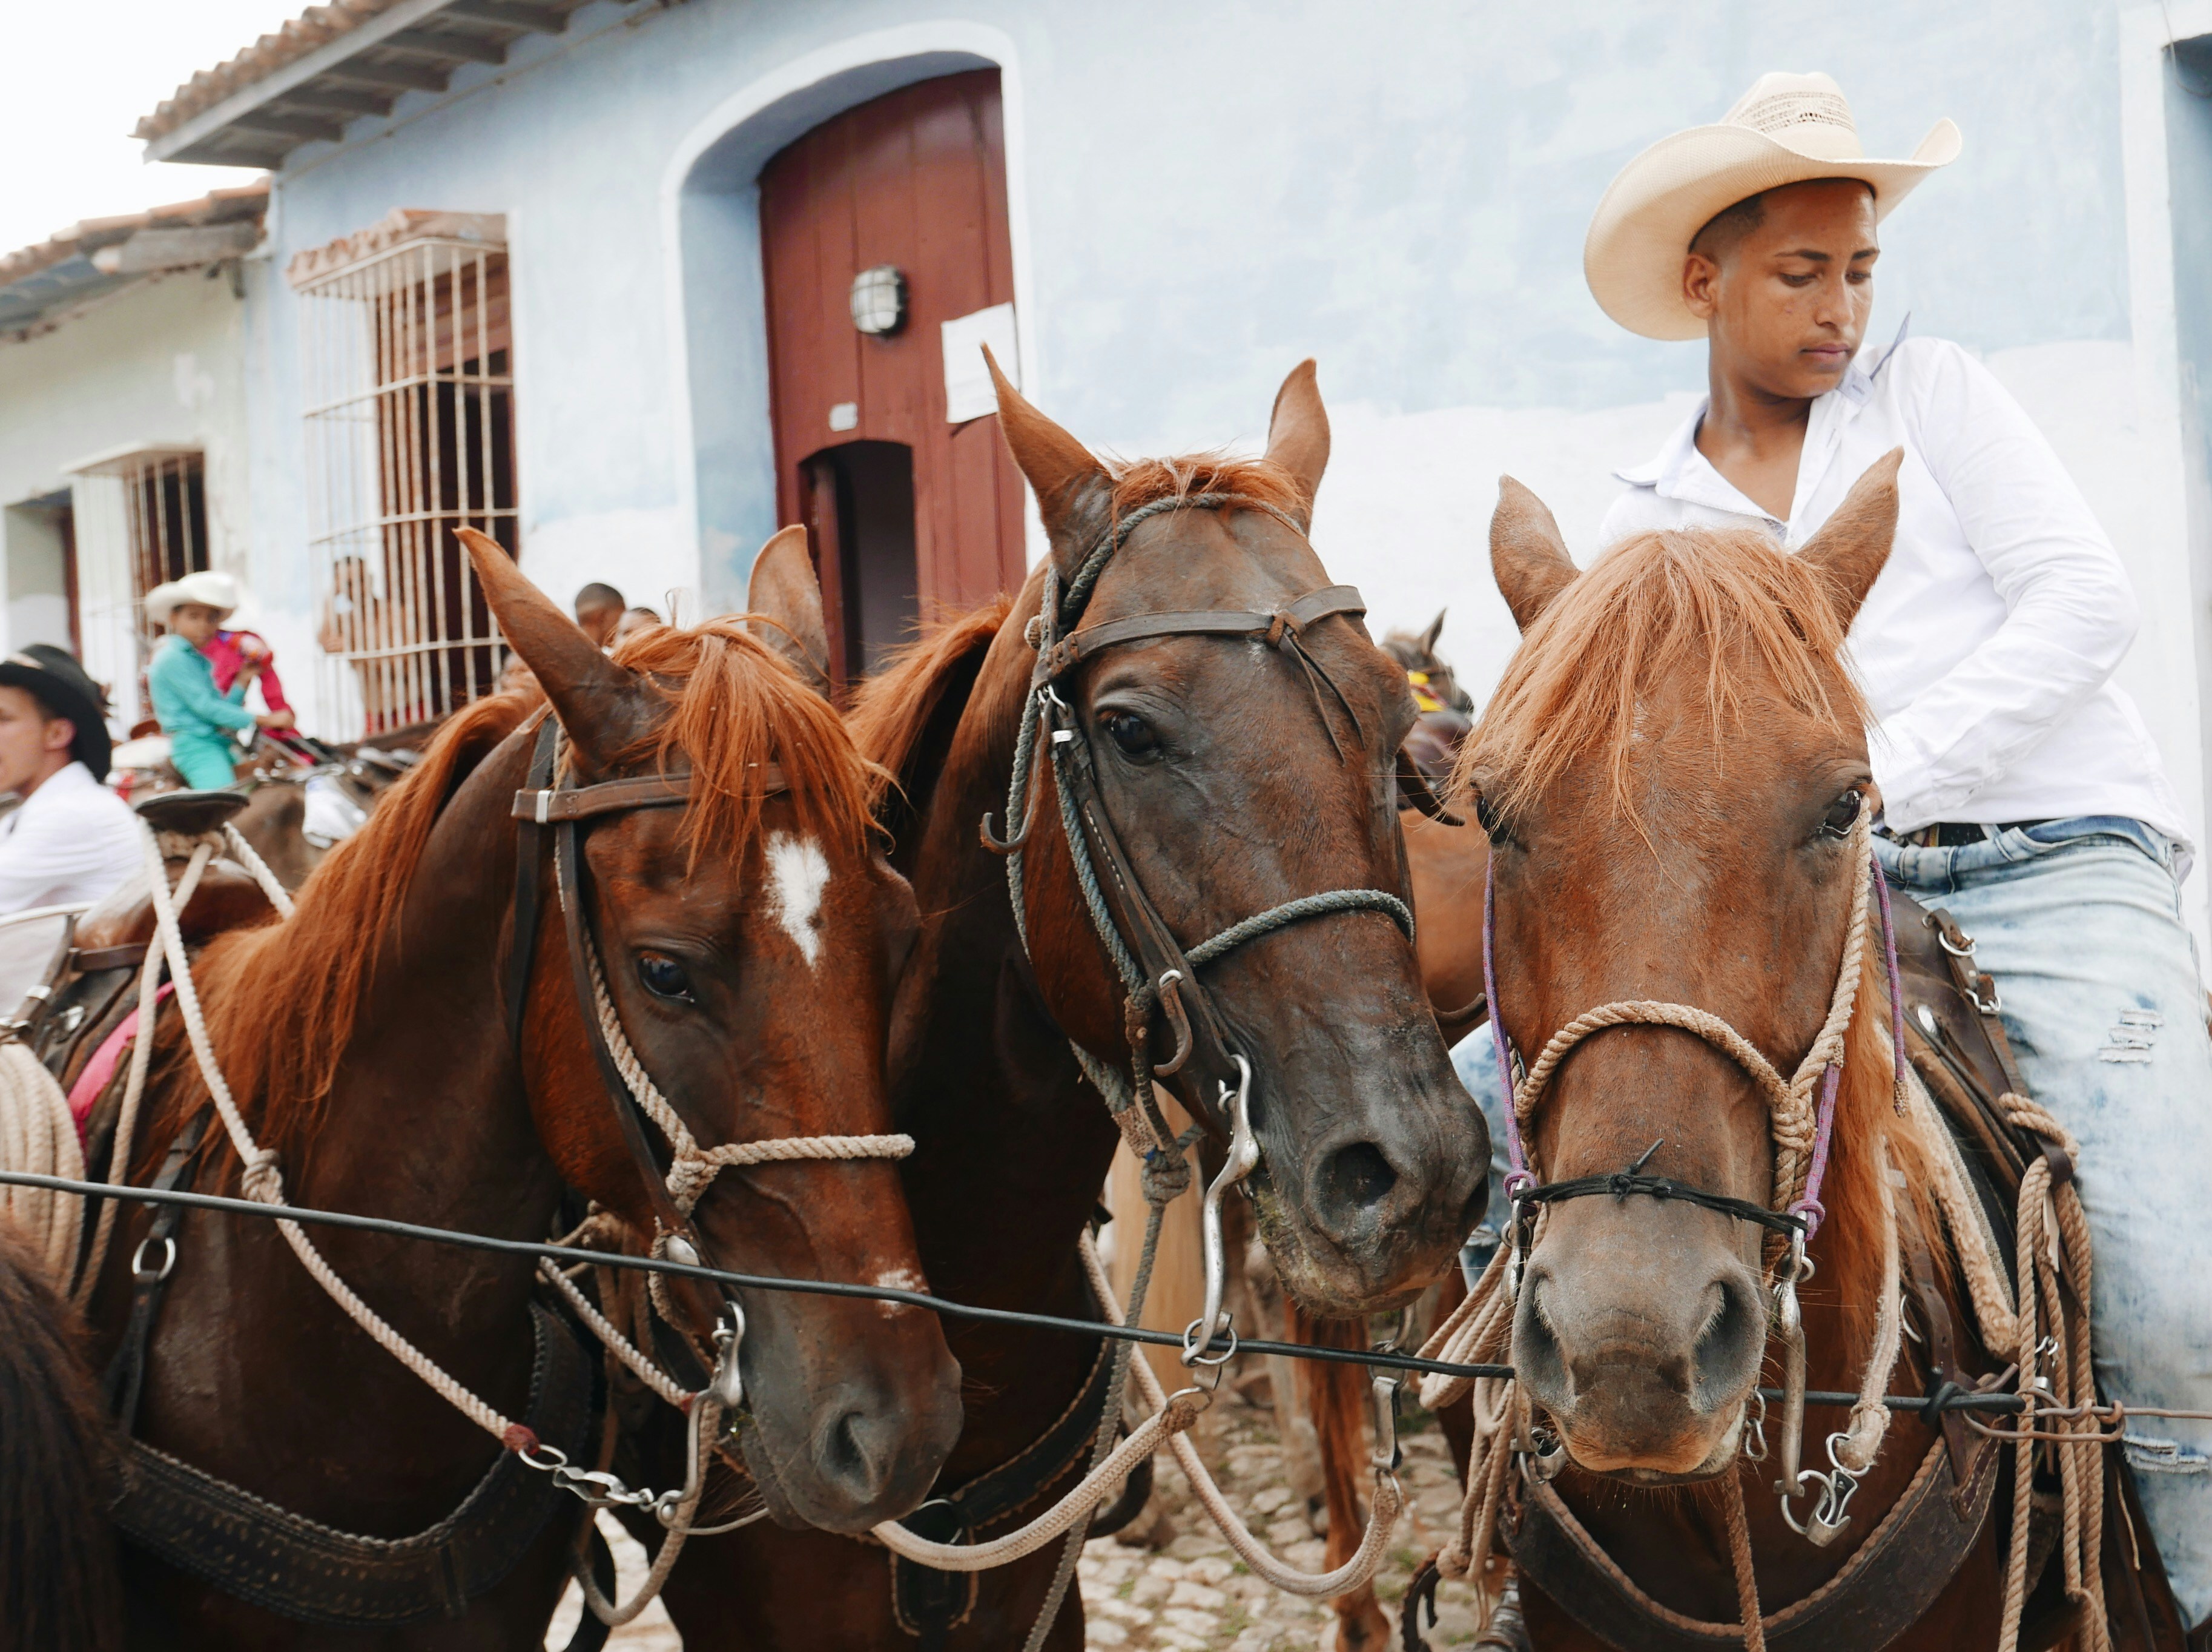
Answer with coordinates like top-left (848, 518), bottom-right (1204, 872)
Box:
top-left (129, 735), bottom-right (560, 1508)
top-left (892, 663), bottom-right (1123, 1461)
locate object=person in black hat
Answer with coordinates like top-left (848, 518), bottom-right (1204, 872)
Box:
top-left (0, 645), bottom-right (140, 916)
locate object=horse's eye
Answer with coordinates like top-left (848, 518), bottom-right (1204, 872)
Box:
top-left (1100, 710), bottom-right (1158, 758)
top-left (1474, 793), bottom-right (1508, 844)
top-left (1820, 788), bottom-right (1864, 839)
top-left (638, 952), bottom-right (695, 1003)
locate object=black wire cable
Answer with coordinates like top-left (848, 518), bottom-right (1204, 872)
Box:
top-left (0, 1169), bottom-right (2025, 1412)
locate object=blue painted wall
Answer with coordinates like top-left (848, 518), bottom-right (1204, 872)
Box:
top-left (247, 0), bottom-right (2139, 615)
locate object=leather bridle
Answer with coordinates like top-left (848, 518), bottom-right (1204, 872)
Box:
top-left (985, 491), bottom-right (1418, 1193)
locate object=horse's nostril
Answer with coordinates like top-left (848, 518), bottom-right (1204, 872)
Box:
top-left (1322, 1142), bottom-right (1399, 1212)
top-left (1691, 1275), bottom-right (1763, 1402)
top-left (818, 1410), bottom-right (885, 1500)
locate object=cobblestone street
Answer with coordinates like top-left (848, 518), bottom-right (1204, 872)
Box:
top-left (547, 1396), bottom-right (1487, 1650)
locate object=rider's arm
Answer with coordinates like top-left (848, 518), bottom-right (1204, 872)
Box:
top-left (147, 639), bottom-right (258, 733)
top-left (1868, 339), bottom-right (2138, 830)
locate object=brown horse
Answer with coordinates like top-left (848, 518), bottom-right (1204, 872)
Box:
top-left (647, 360), bottom-right (1491, 1647)
top-left (4, 529), bottom-right (963, 1647)
top-left (1434, 457), bottom-right (2029, 1646)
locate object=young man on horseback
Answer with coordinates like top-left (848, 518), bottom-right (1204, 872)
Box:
top-left (1579, 70), bottom-right (2212, 1633)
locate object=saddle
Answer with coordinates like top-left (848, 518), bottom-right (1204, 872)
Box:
top-left (1500, 887), bottom-right (2192, 1652)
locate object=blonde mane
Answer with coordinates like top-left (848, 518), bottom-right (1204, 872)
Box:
top-left (1458, 526), bottom-right (1867, 818)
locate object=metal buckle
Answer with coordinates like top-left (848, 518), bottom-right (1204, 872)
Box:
top-left (131, 1235), bottom-right (177, 1284)
top-left (1742, 1388), bottom-right (1770, 1464)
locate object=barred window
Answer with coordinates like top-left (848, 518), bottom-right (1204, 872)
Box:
top-left (290, 210), bottom-right (516, 738)
top-left (62, 446), bottom-right (208, 730)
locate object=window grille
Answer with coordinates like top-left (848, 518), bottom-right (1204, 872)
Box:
top-left (289, 211), bottom-right (516, 739)
top-left (62, 446), bottom-right (208, 732)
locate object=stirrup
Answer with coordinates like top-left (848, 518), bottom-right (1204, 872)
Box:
top-left (1473, 1570), bottom-right (1534, 1652)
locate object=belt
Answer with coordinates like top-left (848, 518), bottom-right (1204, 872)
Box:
top-left (1879, 820), bottom-right (2048, 850)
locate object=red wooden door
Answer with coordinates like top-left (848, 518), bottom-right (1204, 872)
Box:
top-left (760, 69), bottom-right (1026, 682)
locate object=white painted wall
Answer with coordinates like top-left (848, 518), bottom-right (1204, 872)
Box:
top-left (0, 268), bottom-right (286, 733)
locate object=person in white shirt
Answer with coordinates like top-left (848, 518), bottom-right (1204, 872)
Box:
top-left (1573, 70), bottom-right (2211, 1631)
top-left (0, 645), bottom-right (141, 917)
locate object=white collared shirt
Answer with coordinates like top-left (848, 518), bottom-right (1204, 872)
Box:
top-left (1600, 335), bottom-right (2188, 848)
top-left (0, 761), bottom-right (144, 916)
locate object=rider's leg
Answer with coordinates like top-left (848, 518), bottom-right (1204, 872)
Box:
top-left (168, 734), bottom-right (240, 791)
top-left (1452, 1032), bottom-right (1512, 1281)
top-left (1876, 821), bottom-right (2212, 1624)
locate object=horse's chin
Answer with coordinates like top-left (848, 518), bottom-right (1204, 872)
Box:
top-left (1561, 1399), bottom-right (1746, 1486)
top-left (737, 1425), bottom-right (813, 1531)
top-left (1250, 1179), bottom-right (1427, 1317)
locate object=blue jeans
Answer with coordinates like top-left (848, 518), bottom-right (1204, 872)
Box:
top-left (1875, 817), bottom-right (2212, 1623)
top-left (1454, 818), bottom-right (2212, 1622)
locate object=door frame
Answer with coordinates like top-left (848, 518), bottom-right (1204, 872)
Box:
top-left (662, 23), bottom-right (1044, 612)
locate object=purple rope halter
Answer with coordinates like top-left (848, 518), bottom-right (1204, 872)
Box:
top-left (1480, 847), bottom-right (1908, 1241)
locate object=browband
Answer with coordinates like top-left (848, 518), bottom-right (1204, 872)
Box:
top-left (510, 765), bottom-right (785, 825)
top-left (1032, 584), bottom-right (1366, 686)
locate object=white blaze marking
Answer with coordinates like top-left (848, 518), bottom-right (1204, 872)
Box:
top-left (765, 831), bottom-right (831, 966)
top-left (873, 1265), bottom-right (928, 1317)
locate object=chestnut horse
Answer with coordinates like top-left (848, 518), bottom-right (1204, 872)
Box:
top-left (3, 529), bottom-right (962, 1647)
top-left (645, 359), bottom-right (1491, 1647)
top-left (1423, 457), bottom-right (2035, 1647)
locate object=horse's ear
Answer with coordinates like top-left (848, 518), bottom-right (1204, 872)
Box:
top-left (455, 527), bottom-right (652, 770)
top-left (1491, 478), bottom-right (1578, 632)
top-left (1797, 448), bottom-right (1903, 629)
top-left (1419, 609), bottom-right (1446, 655)
top-left (987, 345), bottom-right (1114, 580)
top-left (744, 524), bottom-right (833, 696)
top-left (1264, 358), bottom-right (1329, 520)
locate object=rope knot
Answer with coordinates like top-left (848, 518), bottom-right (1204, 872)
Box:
top-left (1140, 1145), bottom-right (1193, 1206)
top-left (240, 1148), bottom-right (284, 1204)
top-left (1161, 1387), bottom-right (1211, 1435)
top-left (502, 1423), bottom-right (540, 1455)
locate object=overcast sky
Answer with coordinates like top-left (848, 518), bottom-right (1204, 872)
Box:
top-left (1, 1), bottom-right (301, 256)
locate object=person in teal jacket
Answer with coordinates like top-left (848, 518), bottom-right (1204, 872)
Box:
top-left (145, 572), bottom-right (294, 791)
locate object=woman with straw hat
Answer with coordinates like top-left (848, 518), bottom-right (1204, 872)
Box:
top-left (1571, 70), bottom-right (2209, 1636)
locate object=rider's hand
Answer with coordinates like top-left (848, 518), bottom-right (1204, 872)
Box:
top-left (256, 710), bottom-right (297, 731)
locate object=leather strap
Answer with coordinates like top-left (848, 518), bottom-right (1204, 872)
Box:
top-left (505, 718), bottom-right (558, 1054)
top-left (509, 769), bottom-right (780, 824)
top-left (891, 1332), bottom-right (1121, 1639)
top-left (102, 1109), bottom-right (213, 1432)
top-left (553, 818), bottom-right (690, 1238)
top-left (1031, 584), bottom-right (1366, 684)
top-left (71, 943), bottom-right (150, 974)
top-left (1049, 702), bottom-right (1240, 1131)
top-left (1896, 1204), bottom-right (1973, 1491)
top-left (1507, 1429), bottom-right (2001, 1652)
top-left (113, 1300), bottom-right (598, 1628)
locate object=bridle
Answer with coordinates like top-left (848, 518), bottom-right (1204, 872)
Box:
top-left (504, 713), bottom-right (915, 1373)
top-left (1479, 804), bottom-right (1912, 1519)
top-left (985, 491), bottom-right (1418, 1355)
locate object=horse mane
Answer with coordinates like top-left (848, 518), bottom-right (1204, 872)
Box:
top-left (140, 689), bottom-right (539, 1171)
top-left (848, 596), bottom-right (1014, 810)
top-left (608, 616), bottom-right (877, 868)
top-left (1807, 922), bottom-right (1953, 1358)
top-left (1104, 450), bottom-right (1311, 523)
top-left (151, 618), bottom-right (876, 1164)
top-left (1459, 527), bottom-right (1868, 819)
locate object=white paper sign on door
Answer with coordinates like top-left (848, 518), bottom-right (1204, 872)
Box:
top-left (940, 302), bottom-right (1019, 425)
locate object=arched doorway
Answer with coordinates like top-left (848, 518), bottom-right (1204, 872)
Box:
top-left (758, 68), bottom-right (1025, 689)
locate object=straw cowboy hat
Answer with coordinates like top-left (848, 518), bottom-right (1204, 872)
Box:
top-left (1585, 71), bottom-right (1962, 341)
top-left (144, 569), bottom-right (241, 624)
